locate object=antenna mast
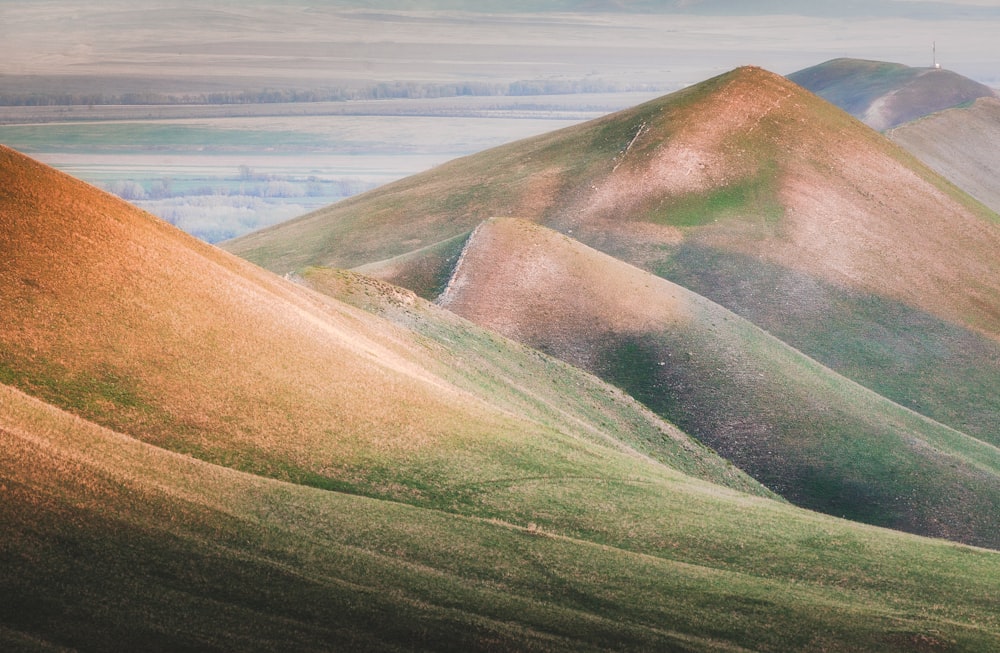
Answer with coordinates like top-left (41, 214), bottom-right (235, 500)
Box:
top-left (933, 41), bottom-right (941, 69)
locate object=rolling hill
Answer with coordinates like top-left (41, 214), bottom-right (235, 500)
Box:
top-left (4, 145), bottom-right (1000, 650)
top-left (792, 60), bottom-right (1000, 279)
top-left (224, 65), bottom-right (1000, 453)
top-left (888, 96), bottom-right (1000, 216)
top-left (787, 58), bottom-right (996, 131)
top-left (436, 217), bottom-right (1000, 547)
top-left (0, 142), bottom-right (771, 510)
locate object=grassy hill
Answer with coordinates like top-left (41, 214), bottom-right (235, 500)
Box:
top-left (888, 96), bottom-right (1000, 216)
top-left (5, 146), bottom-right (1000, 650)
top-left (434, 217), bottom-right (1000, 547)
top-left (223, 65), bottom-right (1000, 451)
top-left (787, 58), bottom-right (996, 130)
top-left (0, 143), bottom-right (774, 513)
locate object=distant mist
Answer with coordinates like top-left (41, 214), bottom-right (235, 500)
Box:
top-left (321, 0), bottom-right (1000, 18)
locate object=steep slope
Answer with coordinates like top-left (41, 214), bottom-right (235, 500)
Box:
top-left (888, 96), bottom-right (1000, 216)
top-left (224, 65), bottom-right (1000, 448)
top-left (788, 58), bottom-right (996, 130)
top-left (297, 266), bottom-right (761, 491)
top-left (437, 218), bottom-right (1000, 547)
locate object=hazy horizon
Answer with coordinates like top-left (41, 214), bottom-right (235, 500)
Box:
top-left (1, 1), bottom-right (998, 89)
top-left (2, 0), bottom-right (996, 242)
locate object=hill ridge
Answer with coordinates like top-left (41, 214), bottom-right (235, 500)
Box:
top-left (1, 144), bottom-right (777, 503)
top-left (887, 96), bottom-right (1000, 216)
top-left (222, 64), bottom-right (1000, 452)
top-left (225, 65), bottom-right (1000, 344)
top-left (437, 217), bottom-right (1000, 547)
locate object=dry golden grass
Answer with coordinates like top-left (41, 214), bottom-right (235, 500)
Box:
top-left (2, 145), bottom-right (782, 520)
top-left (0, 145), bottom-right (618, 497)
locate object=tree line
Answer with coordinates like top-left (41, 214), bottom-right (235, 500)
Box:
top-left (0, 79), bottom-right (661, 107)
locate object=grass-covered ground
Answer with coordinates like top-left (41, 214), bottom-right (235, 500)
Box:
top-left (222, 68), bottom-right (1000, 530)
top-left (4, 378), bottom-right (1000, 653)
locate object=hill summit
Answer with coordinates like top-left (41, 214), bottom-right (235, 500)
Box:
top-left (225, 65), bottom-right (1000, 345)
top-left (788, 57), bottom-right (996, 130)
top-left (224, 65), bottom-right (1000, 538)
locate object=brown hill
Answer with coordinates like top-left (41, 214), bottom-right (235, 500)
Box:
top-left (437, 217), bottom-right (1000, 547)
top-left (888, 96), bottom-right (1000, 216)
top-left (788, 58), bottom-right (996, 130)
top-left (0, 144), bottom-right (766, 507)
top-left (5, 149), bottom-right (1000, 651)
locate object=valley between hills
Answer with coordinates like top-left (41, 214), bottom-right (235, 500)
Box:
top-left (2, 60), bottom-right (1000, 651)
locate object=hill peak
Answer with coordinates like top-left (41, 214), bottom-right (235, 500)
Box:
top-left (225, 64), bottom-right (1000, 344)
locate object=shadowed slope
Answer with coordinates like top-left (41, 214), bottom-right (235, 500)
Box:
top-left (888, 96), bottom-right (1000, 216)
top-left (788, 58), bottom-right (996, 130)
top-left (438, 218), bottom-right (1000, 548)
top-left (298, 266), bottom-right (763, 492)
top-left (6, 381), bottom-right (1000, 651)
top-left (224, 65), bottom-right (1000, 447)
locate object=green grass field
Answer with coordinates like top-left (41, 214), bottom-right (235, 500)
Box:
top-left (4, 380), bottom-right (1000, 652)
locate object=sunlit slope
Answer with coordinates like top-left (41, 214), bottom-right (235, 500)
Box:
top-left (224, 65), bottom-right (1000, 446)
top-left (888, 96), bottom-right (1000, 216)
top-left (788, 58), bottom-right (995, 130)
top-left (0, 143), bottom-right (772, 516)
top-left (298, 266), bottom-right (762, 492)
top-left (5, 384), bottom-right (1000, 652)
top-left (438, 218), bottom-right (1000, 548)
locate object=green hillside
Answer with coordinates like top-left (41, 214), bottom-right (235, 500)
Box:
top-left (5, 368), bottom-right (1000, 652)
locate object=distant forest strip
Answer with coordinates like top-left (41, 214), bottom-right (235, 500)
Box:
top-left (0, 78), bottom-right (664, 107)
